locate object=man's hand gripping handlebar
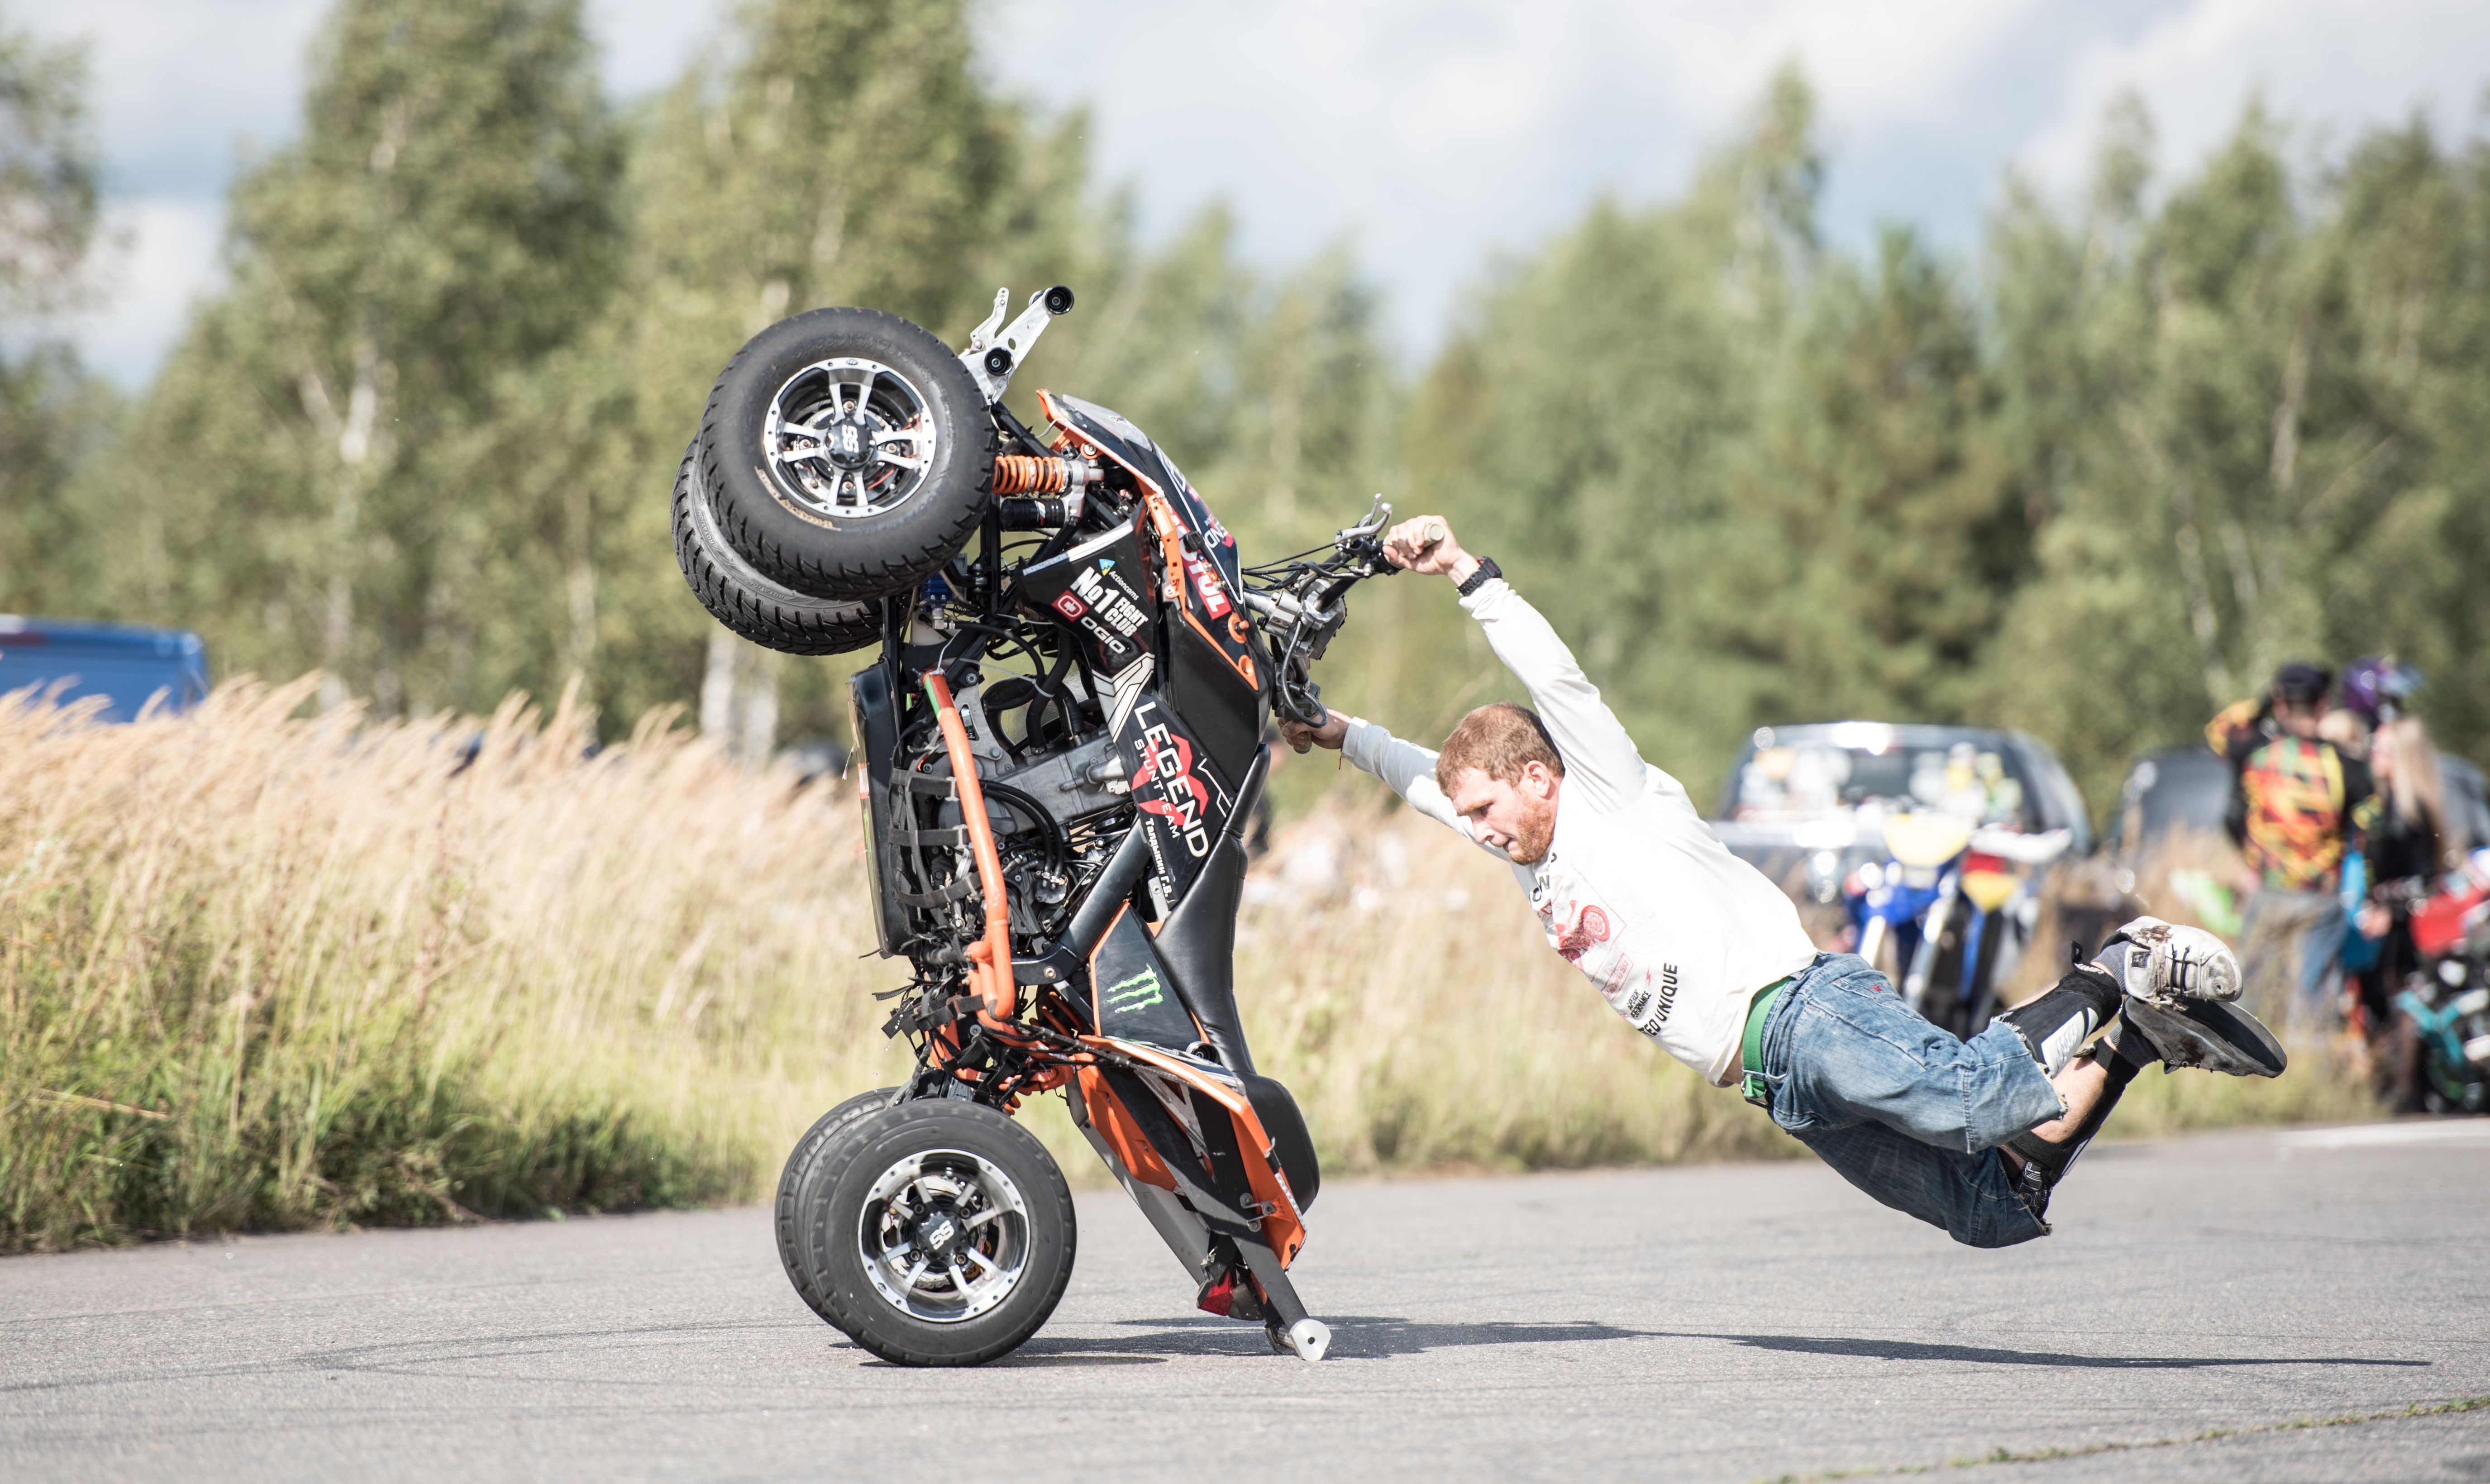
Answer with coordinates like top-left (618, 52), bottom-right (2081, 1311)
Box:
top-left (1275, 513), bottom-right (1476, 754)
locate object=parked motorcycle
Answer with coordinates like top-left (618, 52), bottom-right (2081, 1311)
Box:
top-left (2395, 866), bottom-right (2490, 1114)
top-left (673, 288), bottom-right (1398, 1366)
top-left (1844, 815), bottom-right (2071, 1039)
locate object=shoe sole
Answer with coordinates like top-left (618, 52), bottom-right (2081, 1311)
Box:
top-left (2124, 996), bottom-right (2288, 1078)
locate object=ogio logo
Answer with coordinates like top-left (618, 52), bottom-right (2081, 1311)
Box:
top-left (1103, 968), bottom-right (1165, 1014)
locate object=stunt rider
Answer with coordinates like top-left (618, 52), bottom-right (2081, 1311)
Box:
top-left (1281, 516), bottom-right (2287, 1245)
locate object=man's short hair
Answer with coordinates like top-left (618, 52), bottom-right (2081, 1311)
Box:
top-left (1436, 703), bottom-right (1564, 792)
top-left (2272, 660), bottom-right (2333, 709)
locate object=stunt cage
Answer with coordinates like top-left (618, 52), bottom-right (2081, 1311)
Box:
top-left (672, 285), bottom-right (1399, 1365)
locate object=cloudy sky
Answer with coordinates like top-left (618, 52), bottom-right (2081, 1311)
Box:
top-left (27, 0), bottom-right (2490, 387)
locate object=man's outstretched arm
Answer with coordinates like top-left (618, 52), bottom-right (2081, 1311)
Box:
top-left (1279, 706), bottom-right (1483, 846)
top-left (1374, 515), bottom-right (1647, 814)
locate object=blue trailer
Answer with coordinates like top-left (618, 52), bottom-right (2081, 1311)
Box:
top-left (0, 616), bottom-right (211, 721)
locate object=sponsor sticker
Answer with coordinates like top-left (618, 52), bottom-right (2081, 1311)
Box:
top-left (1134, 710), bottom-right (1214, 859)
top-left (1052, 592), bottom-right (1088, 620)
top-left (1103, 967), bottom-right (1165, 1014)
top-left (1184, 554), bottom-right (1231, 619)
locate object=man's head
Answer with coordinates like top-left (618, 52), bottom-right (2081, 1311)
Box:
top-left (2271, 661), bottom-right (2333, 739)
top-left (1436, 703), bottom-right (1564, 863)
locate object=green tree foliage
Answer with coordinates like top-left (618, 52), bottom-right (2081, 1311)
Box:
top-left (1723, 225), bottom-right (2018, 728)
top-left (0, 12), bottom-right (112, 618)
top-left (1983, 100), bottom-right (2490, 812)
top-left (27, 0), bottom-right (2490, 835)
top-left (104, 0), bottom-right (623, 713)
top-left (1391, 68), bottom-right (1820, 788)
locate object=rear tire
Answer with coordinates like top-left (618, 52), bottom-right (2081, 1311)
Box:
top-left (672, 442), bottom-right (881, 655)
top-left (697, 307), bottom-right (994, 601)
top-left (774, 1087), bottom-right (901, 1320)
top-left (792, 1099), bottom-right (1075, 1366)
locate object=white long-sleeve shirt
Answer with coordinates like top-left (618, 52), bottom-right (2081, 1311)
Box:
top-left (1342, 577), bottom-right (1820, 1087)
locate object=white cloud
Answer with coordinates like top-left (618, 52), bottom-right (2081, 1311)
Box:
top-left (64, 198), bottom-right (228, 387)
top-left (17, 0), bottom-right (2484, 386)
top-left (2021, 0), bottom-right (2490, 204)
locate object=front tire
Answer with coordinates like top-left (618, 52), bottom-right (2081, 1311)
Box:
top-left (696, 307), bottom-right (994, 601)
top-left (792, 1100), bottom-right (1076, 1366)
top-left (774, 1087), bottom-right (902, 1320)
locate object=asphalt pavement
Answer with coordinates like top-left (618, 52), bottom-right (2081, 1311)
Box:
top-left (6, 1120), bottom-right (2490, 1483)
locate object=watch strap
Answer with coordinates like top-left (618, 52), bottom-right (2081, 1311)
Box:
top-left (1455, 556), bottom-right (1501, 597)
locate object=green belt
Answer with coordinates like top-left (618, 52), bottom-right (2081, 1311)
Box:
top-left (1738, 976), bottom-right (1794, 1107)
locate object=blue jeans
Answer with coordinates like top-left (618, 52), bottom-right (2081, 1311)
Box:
top-left (1755, 954), bottom-right (2066, 1248)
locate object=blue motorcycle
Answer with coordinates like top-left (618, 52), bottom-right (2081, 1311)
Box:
top-left (1846, 815), bottom-right (2072, 1039)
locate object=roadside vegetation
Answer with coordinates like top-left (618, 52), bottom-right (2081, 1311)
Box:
top-left (0, 686), bottom-right (2370, 1252)
top-left (0, 0), bottom-right (2461, 1248)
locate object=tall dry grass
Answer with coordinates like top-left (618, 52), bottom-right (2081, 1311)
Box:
top-left (0, 682), bottom-right (2375, 1251)
top-left (0, 680), bottom-right (908, 1251)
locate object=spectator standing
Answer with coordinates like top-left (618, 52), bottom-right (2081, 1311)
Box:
top-left (2207, 662), bottom-right (2380, 1031)
top-left (2338, 660), bottom-right (2438, 1006)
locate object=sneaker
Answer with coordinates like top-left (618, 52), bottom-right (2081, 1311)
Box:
top-left (2102, 916), bottom-right (2240, 1004)
top-left (2120, 995), bottom-right (2289, 1078)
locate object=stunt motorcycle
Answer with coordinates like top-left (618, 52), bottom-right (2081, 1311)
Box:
top-left (672, 287), bottom-right (1395, 1365)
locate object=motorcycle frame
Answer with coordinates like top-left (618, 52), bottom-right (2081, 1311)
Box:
top-left (842, 308), bottom-right (1391, 1344)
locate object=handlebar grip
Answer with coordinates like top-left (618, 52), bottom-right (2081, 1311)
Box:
top-left (1412, 518), bottom-right (1446, 556)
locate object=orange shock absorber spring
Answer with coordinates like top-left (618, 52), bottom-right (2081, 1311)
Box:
top-left (992, 454), bottom-right (1073, 495)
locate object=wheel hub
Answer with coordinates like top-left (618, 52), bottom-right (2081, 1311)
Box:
top-left (820, 415), bottom-right (873, 471)
top-left (911, 1202), bottom-right (963, 1264)
top-left (857, 1148), bottom-right (1030, 1324)
top-left (762, 356), bottom-right (938, 519)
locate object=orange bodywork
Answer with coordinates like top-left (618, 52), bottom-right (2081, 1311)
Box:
top-left (1138, 489), bottom-right (1256, 692)
top-left (1084, 1036), bottom-right (1307, 1267)
top-left (1076, 1065), bottom-right (1176, 1191)
top-left (922, 672), bottom-right (1016, 1026)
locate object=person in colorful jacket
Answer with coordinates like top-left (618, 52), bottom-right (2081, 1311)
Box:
top-left (2206, 662), bottom-right (2380, 1030)
top-left (1282, 515), bottom-right (2287, 1248)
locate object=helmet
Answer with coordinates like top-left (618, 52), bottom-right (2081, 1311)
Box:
top-left (2342, 655), bottom-right (2424, 724)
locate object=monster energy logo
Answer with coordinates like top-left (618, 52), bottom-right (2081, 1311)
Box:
top-left (1103, 968), bottom-right (1165, 1014)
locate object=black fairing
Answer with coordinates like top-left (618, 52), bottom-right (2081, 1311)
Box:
top-left (1168, 613), bottom-right (1264, 786)
top-left (1150, 748), bottom-right (1266, 1074)
top-left (1243, 1073), bottom-right (1320, 1211)
top-left (847, 665), bottom-right (909, 957)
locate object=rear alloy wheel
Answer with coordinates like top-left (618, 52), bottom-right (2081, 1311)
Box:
top-left (696, 307), bottom-right (994, 601)
top-left (793, 1099), bottom-right (1075, 1366)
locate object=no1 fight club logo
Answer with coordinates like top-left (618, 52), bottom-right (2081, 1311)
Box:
top-left (1050, 562), bottom-right (1149, 663)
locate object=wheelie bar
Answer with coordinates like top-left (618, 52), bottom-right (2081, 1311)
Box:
top-left (1238, 1237), bottom-right (1331, 1362)
top-left (1066, 1076), bottom-right (1331, 1362)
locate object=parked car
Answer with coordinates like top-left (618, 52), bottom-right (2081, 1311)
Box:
top-left (0, 616), bottom-right (210, 721)
top-left (1708, 721), bottom-right (2091, 902)
top-left (2105, 746), bottom-right (2236, 852)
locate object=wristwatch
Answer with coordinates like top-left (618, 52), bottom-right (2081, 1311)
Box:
top-left (1455, 556), bottom-right (1502, 598)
